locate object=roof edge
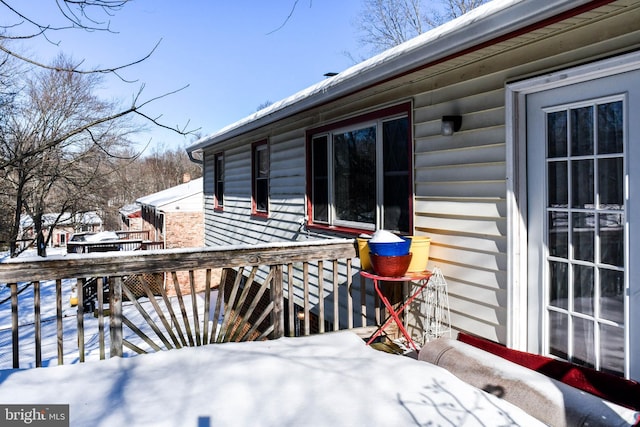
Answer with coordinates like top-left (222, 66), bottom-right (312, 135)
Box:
top-left (187, 0), bottom-right (595, 153)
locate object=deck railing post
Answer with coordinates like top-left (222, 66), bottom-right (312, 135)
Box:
top-left (110, 276), bottom-right (123, 357)
top-left (271, 265), bottom-right (284, 339)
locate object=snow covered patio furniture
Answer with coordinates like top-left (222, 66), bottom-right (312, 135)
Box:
top-left (418, 336), bottom-right (640, 426)
top-left (0, 332), bottom-right (547, 427)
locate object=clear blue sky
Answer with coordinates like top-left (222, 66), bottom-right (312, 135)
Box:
top-left (19, 1), bottom-right (368, 153)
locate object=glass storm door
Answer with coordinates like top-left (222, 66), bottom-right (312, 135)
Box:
top-left (526, 69), bottom-right (640, 379)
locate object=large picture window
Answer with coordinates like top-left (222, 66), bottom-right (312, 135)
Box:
top-left (252, 140), bottom-right (269, 216)
top-left (306, 103), bottom-right (412, 234)
top-left (214, 152), bottom-right (224, 210)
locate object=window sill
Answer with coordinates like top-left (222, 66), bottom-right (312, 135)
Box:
top-left (306, 223), bottom-right (372, 238)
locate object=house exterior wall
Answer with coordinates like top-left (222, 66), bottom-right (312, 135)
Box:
top-left (124, 216), bottom-right (143, 231)
top-left (199, 2), bottom-right (640, 343)
top-left (164, 211), bottom-right (204, 249)
top-left (203, 130), bottom-right (309, 247)
top-left (409, 4), bottom-right (640, 343)
top-left (161, 209), bottom-right (205, 294)
top-left (50, 226), bottom-right (75, 247)
top-left (140, 206), bottom-right (163, 242)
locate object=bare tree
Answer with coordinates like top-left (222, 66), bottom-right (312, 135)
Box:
top-left (442, 0), bottom-right (488, 17)
top-left (86, 141), bottom-right (203, 231)
top-left (355, 0), bottom-right (489, 55)
top-left (0, 52), bottom-right (20, 249)
top-left (1, 1), bottom-right (141, 75)
top-left (0, 1), bottom-right (196, 171)
top-left (0, 2), bottom-right (201, 255)
top-left (2, 55), bottom-right (133, 256)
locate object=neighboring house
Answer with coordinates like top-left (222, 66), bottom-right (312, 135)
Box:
top-left (136, 177), bottom-right (204, 249)
top-left (20, 212), bottom-right (103, 248)
top-left (119, 204), bottom-right (143, 232)
top-left (187, 0), bottom-right (640, 381)
top-left (135, 177), bottom-right (206, 294)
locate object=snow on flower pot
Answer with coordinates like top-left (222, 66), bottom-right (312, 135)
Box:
top-left (367, 231), bottom-right (411, 256)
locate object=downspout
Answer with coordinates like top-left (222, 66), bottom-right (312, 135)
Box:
top-left (160, 210), bottom-right (167, 249)
top-left (188, 149), bottom-right (203, 165)
top-left (158, 209), bottom-right (167, 291)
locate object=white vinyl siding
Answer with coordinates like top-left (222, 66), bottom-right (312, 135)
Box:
top-left (197, 1), bottom-right (640, 346)
top-left (413, 81), bottom-right (509, 342)
top-left (204, 131), bottom-right (308, 248)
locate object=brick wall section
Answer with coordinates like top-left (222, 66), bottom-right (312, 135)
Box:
top-left (160, 211), bottom-right (205, 294)
top-left (164, 211), bottom-right (204, 249)
top-left (126, 217), bottom-right (143, 231)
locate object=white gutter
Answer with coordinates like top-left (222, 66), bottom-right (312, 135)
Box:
top-left (187, 0), bottom-right (593, 153)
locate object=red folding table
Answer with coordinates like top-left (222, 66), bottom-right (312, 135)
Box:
top-left (360, 270), bottom-right (432, 351)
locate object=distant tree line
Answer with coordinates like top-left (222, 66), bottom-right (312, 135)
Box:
top-left (103, 145), bottom-right (203, 230)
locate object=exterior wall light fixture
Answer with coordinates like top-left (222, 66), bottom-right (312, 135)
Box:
top-left (441, 115), bottom-right (462, 136)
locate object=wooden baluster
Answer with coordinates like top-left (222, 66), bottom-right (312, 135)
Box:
top-left (346, 259), bottom-right (353, 330)
top-left (203, 269), bottom-right (211, 345)
top-left (98, 277), bottom-right (105, 360)
top-left (56, 279), bottom-right (63, 365)
top-left (317, 260), bottom-right (325, 334)
top-left (77, 278), bottom-right (85, 362)
top-left (271, 264), bottom-right (284, 339)
top-left (333, 260), bottom-right (339, 332)
top-left (303, 262), bottom-right (310, 336)
top-left (10, 282), bottom-right (19, 369)
top-left (34, 280), bottom-right (41, 367)
top-left (109, 276), bottom-right (123, 357)
top-left (189, 270), bottom-right (201, 346)
top-left (287, 263), bottom-right (294, 337)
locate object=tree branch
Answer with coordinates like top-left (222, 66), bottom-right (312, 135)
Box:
top-left (0, 38), bottom-right (162, 82)
top-left (0, 84), bottom-right (197, 170)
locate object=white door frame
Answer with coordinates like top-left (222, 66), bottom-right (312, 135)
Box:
top-left (505, 50), bottom-right (640, 360)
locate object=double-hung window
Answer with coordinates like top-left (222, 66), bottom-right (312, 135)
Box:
top-left (307, 103), bottom-right (412, 234)
top-left (214, 152), bottom-right (224, 210)
top-left (252, 140), bottom-right (269, 216)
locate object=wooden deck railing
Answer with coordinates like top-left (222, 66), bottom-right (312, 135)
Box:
top-left (115, 230), bottom-right (150, 241)
top-left (139, 241), bottom-right (164, 251)
top-left (66, 239), bottom-right (144, 253)
top-left (0, 239), bottom-right (373, 369)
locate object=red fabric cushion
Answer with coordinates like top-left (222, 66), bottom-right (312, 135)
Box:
top-left (457, 332), bottom-right (640, 412)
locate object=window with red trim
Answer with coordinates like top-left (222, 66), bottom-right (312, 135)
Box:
top-left (214, 152), bottom-right (224, 210)
top-left (252, 140), bottom-right (269, 216)
top-left (306, 103), bottom-right (412, 234)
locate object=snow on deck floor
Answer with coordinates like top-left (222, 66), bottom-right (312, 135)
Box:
top-left (0, 332), bottom-right (546, 427)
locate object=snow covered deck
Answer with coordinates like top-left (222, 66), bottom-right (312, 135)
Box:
top-left (0, 332), bottom-right (547, 427)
